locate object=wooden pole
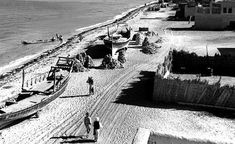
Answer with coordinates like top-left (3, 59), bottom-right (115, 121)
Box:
top-left (206, 45), bottom-right (209, 57)
top-left (22, 69), bottom-right (25, 91)
top-left (107, 27), bottom-right (110, 38)
top-left (53, 69), bottom-right (56, 92)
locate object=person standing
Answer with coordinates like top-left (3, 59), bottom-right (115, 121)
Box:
top-left (84, 112), bottom-right (91, 138)
top-left (93, 117), bottom-right (102, 142)
top-left (86, 77), bottom-right (94, 95)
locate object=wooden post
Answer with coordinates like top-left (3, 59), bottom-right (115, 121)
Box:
top-left (22, 69), bottom-right (25, 91)
top-left (107, 26), bottom-right (110, 38)
top-left (26, 80), bottom-right (28, 88)
top-left (53, 69), bottom-right (56, 92)
top-left (43, 74), bottom-right (46, 80)
top-left (206, 45), bottom-right (209, 57)
top-left (31, 78), bottom-right (33, 86)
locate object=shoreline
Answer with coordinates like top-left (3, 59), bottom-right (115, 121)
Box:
top-left (0, 1), bottom-right (157, 102)
top-left (0, 1), bottom-right (157, 83)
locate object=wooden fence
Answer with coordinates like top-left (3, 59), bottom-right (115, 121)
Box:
top-left (153, 51), bottom-right (235, 109)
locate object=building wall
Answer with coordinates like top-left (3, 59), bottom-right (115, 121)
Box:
top-left (195, 14), bottom-right (226, 29)
top-left (194, 0), bottom-right (235, 29)
top-left (195, 13), bottom-right (235, 29)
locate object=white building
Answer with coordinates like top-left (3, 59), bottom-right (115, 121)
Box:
top-left (195, 0), bottom-right (235, 30)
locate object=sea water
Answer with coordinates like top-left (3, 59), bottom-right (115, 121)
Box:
top-left (0, 0), bottom-right (153, 74)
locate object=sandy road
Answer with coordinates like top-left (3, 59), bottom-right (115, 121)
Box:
top-left (37, 42), bottom-right (169, 144)
top-left (0, 43), bottom-right (167, 144)
top-left (44, 55), bottom-right (166, 144)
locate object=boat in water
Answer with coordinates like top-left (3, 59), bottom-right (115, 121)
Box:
top-left (0, 57), bottom-right (73, 129)
top-left (21, 34), bottom-right (62, 45)
top-left (103, 24), bottom-right (131, 58)
top-left (217, 48), bottom-right (235, 57)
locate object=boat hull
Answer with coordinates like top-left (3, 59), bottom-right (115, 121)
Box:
top-left (21, 39), bottom-right (59, 45)
top-left (103, 39), bottom-right (130, 49)
top-left (104, 38), bottom-right (130, 59)
top-left (0, 75), bottom-right (70, 129)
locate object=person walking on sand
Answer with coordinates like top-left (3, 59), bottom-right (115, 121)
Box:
top-left (84, 112), bottom-right (92, 138)
top-left (93, 117), bottom-right (102, 142)
top-left (86, 77), bottom-right (94, 95)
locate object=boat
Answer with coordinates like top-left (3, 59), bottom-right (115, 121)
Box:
top-left (21, 35), bottom-right (61, 45)
top-left (103, 24), bottom-right (131, 58)
top-left (0, 57), bottom-right (73, 129)
top-left (217, 48), bottom-right (235, 57)
top-left (21, 39), bottom-right (57, 45)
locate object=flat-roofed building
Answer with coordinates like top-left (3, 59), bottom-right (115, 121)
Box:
top-left (195, 0), bottom-right (235, 29)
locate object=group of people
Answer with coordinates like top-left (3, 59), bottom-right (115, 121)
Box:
top-left (84, 77), bottom-right (100, 141)
top-left (56, 34), bottom-right (63, 43)
top-left (50, 34), bottom-right (63, 43)
top-left (84, 112), bottom-right (102, 142)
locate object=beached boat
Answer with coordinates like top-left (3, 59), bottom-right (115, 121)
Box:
top-left (217, 48), bottom-right (235, 57)
top-left (103, 25), bottom-right (131, 58)
top-left (0, 57), bottom-right (73, 129)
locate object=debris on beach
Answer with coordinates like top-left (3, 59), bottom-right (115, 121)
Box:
top-left (100, 54), bottom-right (123, 69)
top-left (72, 52), bottom-right (94, 72)
top-left (132, 33), bottom-right (145, 45)
top-left (76, 52), bottom-right (87, 65)
top-left (84, 55), bottom-right (95, 68)
top-left (118, 50), bottom-right (126, 64)
top-left (146, 4), bottom-right (160, 11)
top-left (142, 37), bottom-right (150, 46)
top-left (132, 30), bottom-right (162, 45)
top-left (75, 52), bottom-right (94, 68)
top-left (142, 37), bottom-right (161, 54)
top-left (72, 58), bottom-right (86, 72)
top-left (155, 37), bottom-right (163, 43)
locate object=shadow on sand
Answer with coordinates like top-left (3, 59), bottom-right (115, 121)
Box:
top-left (115, 71), bottom-right (154, 107)
top-left (164, 16), bottom-right (189, 21)
top-left (167, 26), bottom-right (235, 32)
top-left (0, 113), bottom-right (39, 130)
top-left (85, 44), bottom-right (111, 59)
top-left (60, 139), bottom-right (95, 143)
top-left (114, 71), bottom-right (235, 119)
top-left (51, 135), bottom-right (95, 143)
top-left (60, 94), bottom-right (90, 98)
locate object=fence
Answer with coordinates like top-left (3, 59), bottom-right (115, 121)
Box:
top-left (153, 50), bottom-right (235, 109)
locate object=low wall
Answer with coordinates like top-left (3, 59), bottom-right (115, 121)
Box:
top-left (148, 133), bottom-right (217, 144)
top-left (132, 128), bottom-right (150, 144)
top-left (132, 128), bottom-right (218, 144)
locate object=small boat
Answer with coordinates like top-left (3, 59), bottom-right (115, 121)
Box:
top-left (0, 57), bottom-right (73, 129)
top-left (103, 24), bottom-right (131, 58)
top-left (21, 36), bottom-right (59, 45)
top-left (217, 48), bottom-right (235, 57)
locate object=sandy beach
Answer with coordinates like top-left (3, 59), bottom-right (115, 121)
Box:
top-left (1, 2), bottom-right (235, 144)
